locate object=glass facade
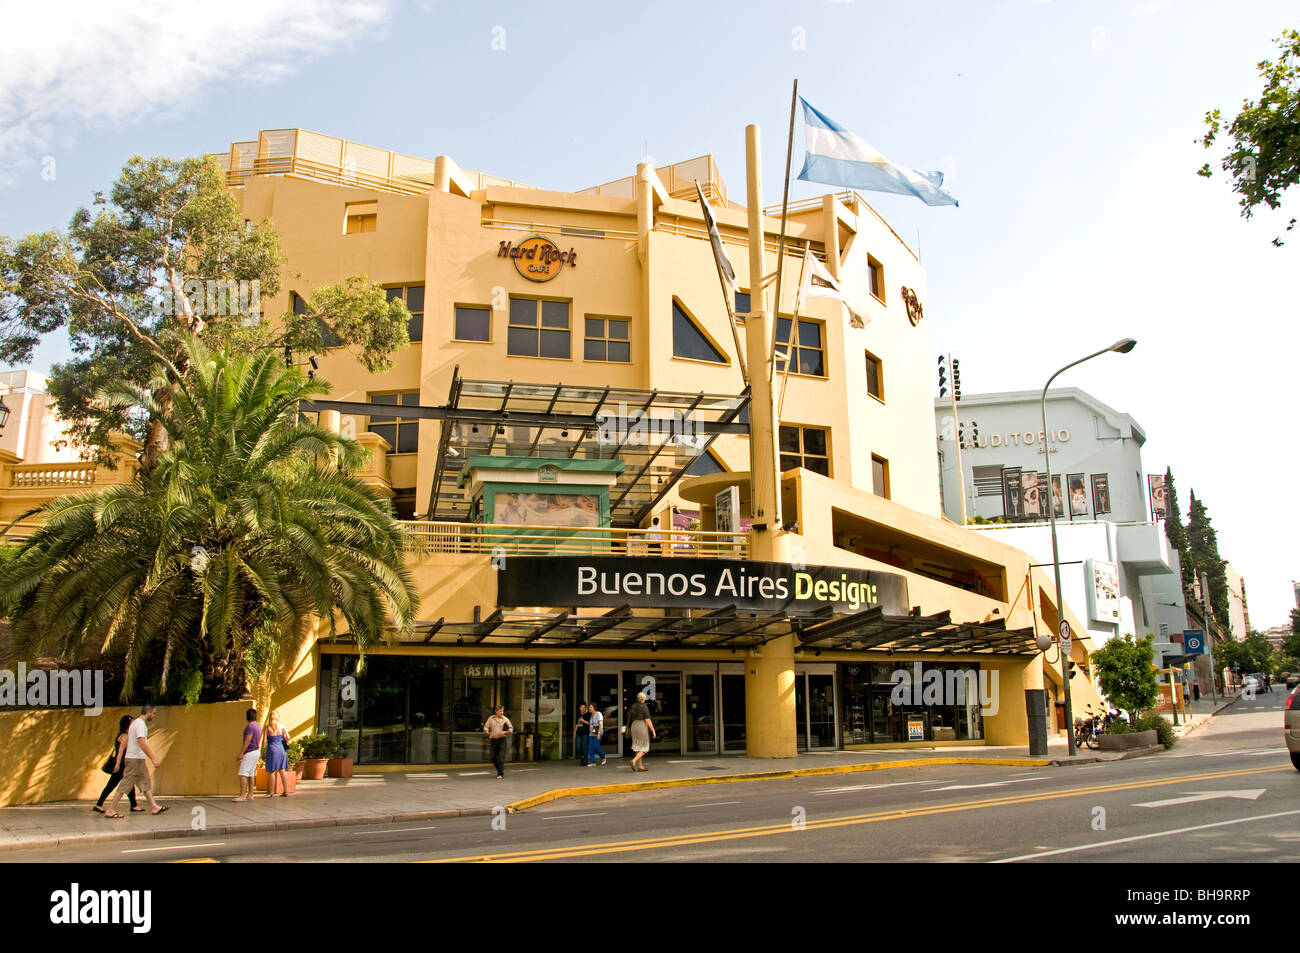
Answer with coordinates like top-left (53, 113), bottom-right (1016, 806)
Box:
top-left (840, 662), bottom-right (984, 744)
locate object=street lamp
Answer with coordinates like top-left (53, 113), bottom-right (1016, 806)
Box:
top-left (0, 394), bottom-right (9, 432)
top-left (1042, 338), bottom-right (1136, 756)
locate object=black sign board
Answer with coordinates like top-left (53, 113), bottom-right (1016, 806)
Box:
top-left (496, 556), bottom-right (908, 616)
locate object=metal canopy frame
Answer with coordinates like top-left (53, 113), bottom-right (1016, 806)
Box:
top-left (325, 608), bottom-right (1039, 656)
top-left (306, 370), bottom-right (750, 528)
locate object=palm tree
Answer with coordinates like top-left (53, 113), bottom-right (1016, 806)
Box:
top-left (0, 338), bottom-right (418, 702)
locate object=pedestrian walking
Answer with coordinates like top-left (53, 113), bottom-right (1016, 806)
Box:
top-left (103, 704), bottom-right (167, 818)
top-left (92, 715), bottom-right (141, 814)
top-left (234, 707), bottom-right (261, 802)
top-left (483, 705), bottom-right (513, 779)
top-left (263, 709), bottom-right (292, 797)
top-left (626, 692), bottom-right (656, 772)
top-left (587, 701), bottom-right (607, 766)
top-left (574, 702), bottom-right (590, 766)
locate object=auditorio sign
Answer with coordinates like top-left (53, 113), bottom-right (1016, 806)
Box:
top-left (496, 556), bottom-right (908, 615)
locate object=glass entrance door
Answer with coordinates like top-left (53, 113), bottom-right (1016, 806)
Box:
top-left (623, 670), bottom-right (681, 755)
top-left (794, 667), bottom-right (839, 750)
top-left (588, 672), bottom-right (620, 758)
top-left (684, 673), bottom-right (716, 754)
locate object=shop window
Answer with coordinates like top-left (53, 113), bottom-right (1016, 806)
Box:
top-left (344, 201), bottom-right (378, 234)
top-left (775, 317), bottom-right (826, 377)
top-left (584, 315), bottom-right (630, 363)
top-left (385, 285), bottom-right (424, 343)
top-left (684, 450), bottom-right (726, 476)
top-left (779, 424), bottom-right (830, 476)
top-left (872, 454), bottom-right (890, 499)
top-left (865, 350), bottom-right (884, 401)
top-left (368, 391), bottom-right (420, 453)
top-left (672, 299), bottom-right (727, 364)
top-left (508, 297), bottom-right (570, 359)
top-left (867, 255), bottom-right (885, 302)
top-left (454, 305), bottom-right (491, 342)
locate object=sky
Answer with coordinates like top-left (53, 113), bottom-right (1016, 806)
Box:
top-left (1, 0), bottom-right (1296, 627)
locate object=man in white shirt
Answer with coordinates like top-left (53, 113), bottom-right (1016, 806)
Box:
top-left (483, 705), bottom-right (513, 779)
top-left (105, 704), bottom-right (166, 817)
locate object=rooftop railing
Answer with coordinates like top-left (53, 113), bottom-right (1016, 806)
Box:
top-left (400, 521), bottom-right (749, 559)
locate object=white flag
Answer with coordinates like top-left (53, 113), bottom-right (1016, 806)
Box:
top-left (796, 248), bottom-right (871, 329)
top-left (695, 180), bottom-right (737, 292)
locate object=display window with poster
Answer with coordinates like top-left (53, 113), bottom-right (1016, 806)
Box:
top-left (1002, 467), bottom-right (1024, 520)
top-left (1020, 470), bottom-right (1041, 519)
top-left (1050, 474), bottom-right (1064, 518)
top-left (1091, 473), bottom-right (1111, 515)
top-left (1068, 473), bottom-right (1088, 518)
top-left (1148, 474), bottom-right (1167, 520)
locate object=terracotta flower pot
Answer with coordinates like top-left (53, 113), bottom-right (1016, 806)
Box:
top-left (299, 757), bottom-right (329, 780)
top-left (326, 757), bottom-right (353, 779)
top-left (255, 767), bottom-right (298, 794)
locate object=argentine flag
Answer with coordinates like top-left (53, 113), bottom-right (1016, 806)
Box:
top-left (797, 98), bottom-right (958, 207)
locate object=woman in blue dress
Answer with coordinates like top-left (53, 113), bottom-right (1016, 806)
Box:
top-left (263, 710), bottom-right (291, 797)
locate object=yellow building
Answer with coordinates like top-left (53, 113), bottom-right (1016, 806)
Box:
top-left (4, 128), bottom-right (1100, 782)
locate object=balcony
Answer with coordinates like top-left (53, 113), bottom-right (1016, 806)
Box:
top-left (1116, 522), bottom-right (1173, 575)
top-left (400, 521), bottom-right (749, 559)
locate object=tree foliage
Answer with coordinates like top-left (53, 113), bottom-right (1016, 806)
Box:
top-left (1162, 467), bottom-right (1192, 586)
top-left (0, 155), bottom-right (409, 472)
top-left (0, 339), bottom-right (418, 702)
top-left (1090, 633), bottom-right (1159, 718)
top-left (1185, 490), bottom-right (1230, 624)
top-left (1214, 630), bottom-right (1279, 675)
top-left (1197, 30), bottom-right (1300, 245)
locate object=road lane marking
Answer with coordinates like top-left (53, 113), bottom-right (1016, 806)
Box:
top-left (992, 809), bottom-right (1300, 862)
top-left (684, 800), bottom-right (743, 807)
top-left (425, 764), bottom-right (1290, 863)
top-left (541, 812), bottom-right (608, 820)
top-left (1133, 789), bottom-right (1266, 808)
top-left (121, 843), bottom-right (225, 854)
top-left (812, 780), bottom-right (933, 795)
top-left (349, 825), bottom-right (439, 835)
top-left (926, 777), bottom-right (1047, 792)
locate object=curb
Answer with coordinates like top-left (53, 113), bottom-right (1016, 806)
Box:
top-left (0, 806), bottom-right (495, 854)
top-left (505, 757), bottom-right (1051, 812)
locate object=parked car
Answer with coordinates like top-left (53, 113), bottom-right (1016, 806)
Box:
top-left (1287, 686), bottom-right (1300, 771)
top-left (1242, 675), bottom-right (1262, 695)
top-left (1286, 674), bottom-right (1300, 692)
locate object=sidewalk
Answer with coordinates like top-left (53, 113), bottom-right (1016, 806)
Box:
top-left (6, 698), bottom-right (1245, 854)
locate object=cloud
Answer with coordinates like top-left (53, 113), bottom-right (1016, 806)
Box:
top-left (0, 0), bottom-right (390, 186)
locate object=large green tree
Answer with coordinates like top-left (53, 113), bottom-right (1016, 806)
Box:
top-left (1214, 631), bottom-right (1278, 675)
top-left (0, 339), bottom-right (418, 702)
top-left (1197, 29), bottom-right (1300, 246)
top-left (1185, 491), bottom-right (1230, 625)
top-left (0, 155), bottom-right (410, 474)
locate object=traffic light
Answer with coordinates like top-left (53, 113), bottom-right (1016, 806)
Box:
top-left (952, 358), bottom-right (962, 401)
top-left (937, 355), bottom-right (947, 398)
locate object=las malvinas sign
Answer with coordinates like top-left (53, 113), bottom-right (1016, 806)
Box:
top-left (497, 556), bottom-right (907, 616)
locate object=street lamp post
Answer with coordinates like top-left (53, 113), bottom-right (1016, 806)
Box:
top-left (1042, 338), bottom-right (1136, 756)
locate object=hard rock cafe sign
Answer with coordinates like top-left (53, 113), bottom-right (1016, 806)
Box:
top-left (901, 286), bottom-right (924, 326)
top-left (498, 235), bottom-right (577, 282)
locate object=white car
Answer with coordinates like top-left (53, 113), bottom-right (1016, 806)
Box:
top-left (1242, 675), bottom-right (1262, 695)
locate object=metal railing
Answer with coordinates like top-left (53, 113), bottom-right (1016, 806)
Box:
top-left (400, 521), bottom-right (749, 559)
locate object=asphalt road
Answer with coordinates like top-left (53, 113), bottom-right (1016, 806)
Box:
top-left (9, 692), bottom-right (1296, 863)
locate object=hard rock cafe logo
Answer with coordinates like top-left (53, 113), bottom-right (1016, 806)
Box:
top-left (901, 286), bottom-right (924, 326)
top-left (498, 235), bottom-right (577, 282)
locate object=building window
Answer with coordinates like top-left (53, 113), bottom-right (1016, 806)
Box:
top-left (344, 201), bottom-right (378, 234)
top-left (867, 256), bottom-right (884, 302)
top-left (684, 450), bottom-right (726, 476)
top-left (385, 285), bottom-right (424, 343)
top-left (672, 299), bottom-right (727, 364)
top-left (508, 298), bottom-right (570, 359)
top-left (584, 316), bottom-right (630, 363)
top-left (779, 424), bottom-right (830, 476)
top-left (735, 291), bottom-right (750, 322)
top-left (865, 350), bottom-right (884, 401)
top-left (454, 305), bottom-right (491, 342)
top-left (775, 318), bottom-right (826, 377)
top-left (368, 392), bottom-right (420, 453)
top-left (293, 291), bottom-right (341, 349)
top-left (871, 454), bottom-right (890, 499)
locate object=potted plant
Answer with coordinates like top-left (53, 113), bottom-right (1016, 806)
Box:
top-left (286, 739), bottom-right (304, 780)
top-left (327, 737), bottom-right (354, 778)
top-left (297, 734), bottom-right (334, 780)
top-left (254, 753), bottom-right (299, 794)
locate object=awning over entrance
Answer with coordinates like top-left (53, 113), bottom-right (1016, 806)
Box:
top-left (321, 607), bottom-right (1039, 655)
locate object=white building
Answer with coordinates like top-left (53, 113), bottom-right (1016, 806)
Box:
top-left (935, 387), bottom-right (1186, 661)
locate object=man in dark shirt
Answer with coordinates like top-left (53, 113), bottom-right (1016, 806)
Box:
top-left (574, 702), bottom-right (590, 765)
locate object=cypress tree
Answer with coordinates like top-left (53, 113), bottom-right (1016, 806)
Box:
top-left (1185, 490), bottom-right (1230, 625)
top-left (1162, 467), bottom-right (1191, 586)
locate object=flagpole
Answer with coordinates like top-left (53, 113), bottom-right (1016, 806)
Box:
top-left (777, 241), bottom-right (811, 417)
top-left (768, 78), bottom-right (799, 384)
top-left (695, 179), bottom-right (748, 387)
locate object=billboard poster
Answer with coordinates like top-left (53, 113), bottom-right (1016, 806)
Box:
top-left (1021, 470), bottom-right (1042, 519)
top-left (1148, 474), bottom-right (1168, 520)
top-left (1050, 474), bottom-right (1064, 519)
top-left (1091, 473), bottom-right (1111, 515)
top-left (1087, 558), bottom-right (1121, 623)
top-left (494, 491), bottom-right (599, 527)
top-left (1068, 473), bottom-right (1088, 518)
top-left (714, 486), bottom-right (740, 534)
top-left (1002, 468), bottom-right (1023, 520)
